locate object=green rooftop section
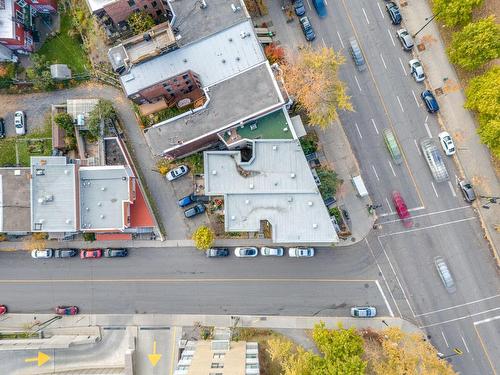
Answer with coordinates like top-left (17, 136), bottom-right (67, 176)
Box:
top-left (223, 109), bottom-right (293, 145)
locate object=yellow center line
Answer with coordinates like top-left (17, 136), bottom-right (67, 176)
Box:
top-left (0, 278), bottom-right (376, 284)
top-left (473, 323), bottom-right (498, 375)
top-left (169, 326), bottom-right (178, 375)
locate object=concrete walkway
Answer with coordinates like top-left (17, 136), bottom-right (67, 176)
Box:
top-left (402, 2), bottom-right (500, 264)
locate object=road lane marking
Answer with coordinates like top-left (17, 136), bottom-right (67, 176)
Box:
top-left (411, 90), bottom-right (420, 107)
top-left (473, 324), bottom-right (498, 375)
top-left (354, 75), bottom-right (362, 91)
top-left (408, 206), bottom-right (426, 212)
top-left (396, 95), bottom-right (404, 112)
top-left (399, 57), bottom-right (407, 75)
top-left (371, 118), bottom-right (379, 134)
top-left (380, 53), bottom-right (387, 69)
top-left (414, 139), bottom-right (422, 156)
top-left (380, 217), bottom-right (477, 238)
top-left (431, 182), bottom-right (438, 197)
top-left (425, 115), bottom-right (429, 123)
top-left (169, 327), bottom-right (178, 375)
top-left (321, 37), bottom-right (326, 48)
top-left (388, 160), bottom-right (396, 177)
top-left (385, 197), bottom-right (393, 213)
top-left (336, 31), bottom-right (345, 48)
top-left (424, 122), bottom-right (432, 138)
top-left (388, 29), bottom-right (396, 46)
top-left (324, 0), bottom-right (328, 5)
top-left (362, 8), bottom-right (370, 24)
top-left (306, 0), bottom-right (313, 11)
top-left (441, 331), bottom-right (449, 347)
top-left (448, 181), bottom-right (457, 197)
top-left (375, 280), bottom-right (395, 317)
top-left (355, 122), bottom-right (362, 139)
top-left (377, 2), bottom-right (384, 18)
top-left (415, 295), bottom-right (500, 317)
top-left (420, 307), bottom-right (500, 328)
top-left (0, 278), bottom-right (378, 283)
top-left (372, 165), bottom-right (380, 181)
top-left (461, 335), bottom-right (470, 353)
top-left (474, 314), bottom-right (500, 325)
top-left (379, 205), bottom-right (471, 225)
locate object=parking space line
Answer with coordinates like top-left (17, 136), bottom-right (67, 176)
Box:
top-left (371, 118), bottom-right (379, 134)
top-left (336, 31), bottom-right (345, 48)
top-left (377, 2), bottom-right (384, 18)
top-left (431, 182), bottom-right (439, 197)
top-left (396, 96), bottom-right (404, 112)
top-left (461, 335), bottom-right (470, 353)
top-left (388, 160), bottom-right (396, 177)
top-left (441, 330), bottom-right (449, 347)
top-left (372, 165), bottom-right (380, 181)
top-left (354, 75), bottom-right (362, 91)
top-left (424, 122), bottom-right (432, 138)
top-left (388, 29), bottom-right (396, 46)
top-left (362, 8), bottom-right (370, 24)
top-left (398, 57), bottom-right (407, 75)
top-left (411, 90), bottom-right (420, 107)
top-left (380, 53), bottom-right (387, 69)
top-left (420, 307), bottom-right (500, 329)
top-left (375, 280), bottom-right (394, 317)
top-left (414, 139), bottom-right (422, 156)
top-left (448, 181), bottom-right (457, 197)
top-left (355, 122), bottom-right (362, 139)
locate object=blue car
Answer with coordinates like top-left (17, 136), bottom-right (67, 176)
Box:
top-left (178, 194), bottom-right (196, 207)
top-left (184, 203), bottom-right (206, 218)
top-left (421, 90), bottom-right (440, 113)
top-left (311, 0), bottom-right (326, 17)
top-left (294, 0), bottom-right (306, 16)
top-left (300, 16), bottom-right (316, 41)
top-left (386, 2), bottom-right (402, 25)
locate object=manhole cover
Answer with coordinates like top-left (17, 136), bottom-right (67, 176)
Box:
top-left (435, 87), bottom-right (444, 96)
top-left (417, 43), bottom-right (426, 51)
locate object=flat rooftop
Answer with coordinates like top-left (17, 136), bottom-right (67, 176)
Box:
top-left (79, 166), bottom-right (134, 231)
top-left (31, 157), bottom-right (77, 233)
top-left (169, 0), bottom-right (248, 47)
top-left (85, 0), bottom-right (116, 12)
top-left (204, 140), bottom-right (338, 244)
top-left (0, 0), bottom-right (14, 39)
top-left (0, 168), bottom-right (31, 233)
top-left (66, 98), bottom-right (99, 121)
top-left (144, 63), bottom-right (284, 156)
top-left (120, 19), bottom-right (264, 96)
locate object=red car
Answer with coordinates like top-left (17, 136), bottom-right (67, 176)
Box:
top-left (55, 306), bottom-right (79, 315)
top-left (392, 191), bottom-right (413, 228)
top-left (0, 305), bottom-right (7, 314)
top-left (80, 249), bottom-right (102, 259)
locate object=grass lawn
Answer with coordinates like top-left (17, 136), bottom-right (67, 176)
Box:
top-left (0, 139), bottom-right (17, 166)
top-left (37, 12), bottom-right (89, 74)
top-left (17, 139), bottom-right (52, 166)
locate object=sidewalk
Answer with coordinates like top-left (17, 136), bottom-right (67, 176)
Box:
top-left (402, 1), bottom-right (500, 264)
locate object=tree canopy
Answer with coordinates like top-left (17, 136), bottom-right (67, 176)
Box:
top-left (192, 226), bottom-right (215, 250)
top-left (54, 112), bottom-right (75, 134)
top-left (448, 16), bottom-right (500, 71)
top-left (127, 11), bottom-right (155, 34)
top-left (87, 99), bottom-right (117, 141)
top-left (282, 46), bottom-right (352, 129)
top-left (434, 0), bottom-right (484, 27)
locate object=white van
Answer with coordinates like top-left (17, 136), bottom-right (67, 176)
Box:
top-left (352, 175), bottom-right (368, 197)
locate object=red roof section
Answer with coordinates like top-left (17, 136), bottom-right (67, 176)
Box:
top-left (130, 182), bottom-right (155, 228)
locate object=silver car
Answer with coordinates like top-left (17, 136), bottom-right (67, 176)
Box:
top-left (434, 256), bottom-right (456, 293)
top-left (260, 247), bottom-right (284, 256)
top-left (351, 306), bottom-right (377, 318)
top-left (409, 59), bottom-right (425, 82)
top-left (31, 249), bottom-right (54, 259)
top-left (288, 247), bottom-right (315, 257)
top-left (396, 28), bottom-right (414, 50)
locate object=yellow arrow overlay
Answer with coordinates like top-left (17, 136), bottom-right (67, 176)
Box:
top-left (148, 340), bottom-right (162, 367)
top-left (25, 352), bottom-right (50, 367)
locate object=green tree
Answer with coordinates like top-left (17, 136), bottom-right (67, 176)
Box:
top-left (87, 99), bottom-right (117, 141)
top-left (26, 55), bottom-right (54, 91)
top-left (192, 226), bottom-right (214, 250)
top-left (316, 167), bottom-right (341, 199)
top-left (434, 0), bottom-right (484, 27)
top-left (127, 11), bottom-right (155, 34)
top-left (448, 16), bottom-right (500, 71)
top-left (54, 112), bottom-right (75, 135)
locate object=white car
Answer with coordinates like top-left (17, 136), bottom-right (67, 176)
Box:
top-left (438, 131), bottom-right (456, 156)
top-left (409, 59), bottom-right (425, 82)
top-left (166, 165), bottom-right (189, 181)
top-left (288, 247), bottom-right (315, 257)
top-left (31, 249), bottom-right (54, 259)
top-left (234, 247), bottom-right (258, 257)
top-left (14, 111), bottom-right (26, 135)
top-left (260, 247), bottom-right (284, 256)
top-left (350, 306), bottom-right (377, 318)
top-left (396, 28), bottom-right (414, 50)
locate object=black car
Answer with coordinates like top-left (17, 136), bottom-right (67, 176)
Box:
top-left (206, 248), bottom-right (230, 257)
top-left (104, 248), bottom-right (128, 257)
top-left (386, 2), bottom-right (402, 24)
top-left (54, 249), bottom-right (78, 258)
top-left (294, 0), bottom-right (306, 16)
top-left (0, 117), bottom-right (5, 138)
top-left (299, 16), bottom-right (316, 41)
top-left (184, 203), bottom-right (206, 218)
top-left (421, 90), bottom-right (440, 113)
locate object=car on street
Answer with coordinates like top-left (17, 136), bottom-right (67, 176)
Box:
top-left (396, 29), bottom-right (414, 50)
top-left (386, 2), bottom-right (402, 24)
top-left (184, 203), bottom-right (206, 218)
top-left (31, 249), bottom-right (53, 259)
top-left (409, 59), bottom-right (425, 82)
top-left (234, 247), bottom-right (258, 257)
top-left (392, 191), bottom-right (413, 228)
top-left (383, 128), bottom-right (403, 165)
top-left (166, 165), bottom-right (189, 181)
top-left (438, 131), bottom-right (456, 156)
top-left (311, 0), bottom-right (326, 17)
top-left (350, 306), bottom-right (377, 318)
top-left (421, 90), bottom-right (439, 113)
top-left (80, 249), bottom-right (102, 259)
top-left (458, 180), bottom-right (476, 202)
top-left (14, 111), bottom-right (26, 135)
top-left (299, 16), bottom-right (316, 41)
top-left (55, 306), bottom-right (79, 315)
top-left (434, 256), bottom-right (456, 293)
top-left (0, 117), bottom-right (5, 138)
top-left (206, 248), bottom-right (230, 257)
top-left (0, 305), bottom-right (7, 314)
top-left (288, 247), bottom-right (315, 257)
top-left (349, 37), bottom-right (366, 71)
top-left (294, 0), bottom-right (306, 16)
top-left (260, 247), bottom-right (284, 256)
top-left (54, 249), bottom-right (78, 258)
top-left (104, 248), bottom-right (128, 257)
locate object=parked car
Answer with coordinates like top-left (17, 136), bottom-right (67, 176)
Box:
top-left (0, 305), bottom-right (7, 314)
top-left (434, 256), bottom-right (456, 293)
top-left (396, 29), bottom-right (414, 50)
top-left (438, 131), bottom-right (456, 156)
top-left (409, 59), bottom-right (425, 82)
top-left (184, 203), bottom-right (206, 218)
top-left (421, 90), bottom-right (439, 113)
top-left (0, 117), bottom-right (5, 138)
top-left (55, 306), bottom-right (79, 315)
top-left (392, 191), bottom-right (413, 228)
top-left (104, 248), bottom-right (128, 257)
top-left (80, 249), bottom-right (102, 259)
top-left (166, 165), bottom-right (189, 181)
top-left (54, 249), bottom-right (78, 258)
top-left (349, 38), bottom-right (366, 71)
top-left (299, 16), bottom-right (316, 41)
top-left (178, 194), bottom-right (196, 207)
top-left (206, 248), bottom-right (230, 257)
top-left (31, 249), bottom-right (53, 259)
top-left (260, 247), bottom-right (284, 256)
top-left (14, 111), bottom-right (26, 135)
top-left (386, 2), bottom-right (402, 24)
top-left (351, 306), bottom-right (377, 318)
top-left (288, 247), bottom-right (315, 257)
top-left (234, 247), bottom-right (258, 257)
top-left (458, 180), bottom-right (476, 202)
top-left (294, 0), bottom-right (306, 16)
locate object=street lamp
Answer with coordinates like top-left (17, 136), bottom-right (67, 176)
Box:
top-left (438, 348), bottom-right (463, 359)
top-left (412, 11), bottom-right (441, 38)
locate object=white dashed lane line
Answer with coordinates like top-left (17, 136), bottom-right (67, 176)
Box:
top-left (396, 95), bottom-right (404, 112)
top-left (372, 165), bottom-right (380, 181)
top-left (380, 53), bottom-right (387, 69)
top-left (431, 182), bottom-right (439, 198)
top-left (399, 57), bottom-right (407, 75)
top-left (388, 29), bottom-right (396, 46)
top-left (336, 31), bottom-right (345, 48)
top-left (412, 90), bottom-right (420, 107)
top-left (362, 8), bottom-right (370, 24)
top-left (448, 181), bottom-right (457, 197)
top-left (424, 122), bottom-right (432, 138)
top-left (377, 2), bottom-right (384, 18)
top-left (354, 75), bottom-right (362, 91)
top-left (355, 123), bottom-right (362, 139)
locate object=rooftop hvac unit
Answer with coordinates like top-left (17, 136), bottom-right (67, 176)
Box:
top-left (77, 113), bottom-right (85, 126)
top-left (35, 168), bottom-right (45, 176)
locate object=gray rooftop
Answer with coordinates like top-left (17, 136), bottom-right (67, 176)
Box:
top-left (169, 0), bottom-right (249, 47)
top-left (144, 63), bottom-right (284, 156)
top-left (0, 0), bottom-right (14, 39)
top-left (120, 19), bottom-right (264, 96)
top-left (79, 166), bottom-right (134, 231)
top-left (0, 168), bottom-right (31, 233)
top-left (204, 140), bottom-right (339, 244)
top-left (30, 157), bottom-right (77, 233)
top-left (66, 98), bottom-right (99, 122)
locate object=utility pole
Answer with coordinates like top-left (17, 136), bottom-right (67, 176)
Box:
top-left (413, 11), bottom-right (441, 38)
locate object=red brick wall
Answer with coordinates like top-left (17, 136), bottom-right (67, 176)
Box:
top-left (104, 0), bottom-right (168, 25)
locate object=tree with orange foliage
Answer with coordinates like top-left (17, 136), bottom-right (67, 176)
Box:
top-left (282, 46), bottom-right (352, 128)
top-left (264, 43), bottom-right (285, 64)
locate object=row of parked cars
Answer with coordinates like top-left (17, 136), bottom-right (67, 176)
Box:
top-left (31, 248), bottom-right (128, 259)
top-left (0, 305), bottom-right (79, 315)
top-left (0, 111), bottom-right (26, 138)
top-left (206, 247), bottom-right (315, 258)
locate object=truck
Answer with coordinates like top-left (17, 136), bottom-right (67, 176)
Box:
top-left (311, 0), bottom-right (327, 17)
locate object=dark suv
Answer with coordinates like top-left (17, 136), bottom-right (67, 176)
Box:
top-left (0, 117), bottom-right (5, 138)
top-left (386, 2), bottom-right (402, 24)
top-left (104, 248), bottom-right (128, 257)
top-left (184, 203), bottom-right (206, 218)
top-left (421, 90), bottom-right (440, 113)
top-left (299, 16), bottom-right (316, 41)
